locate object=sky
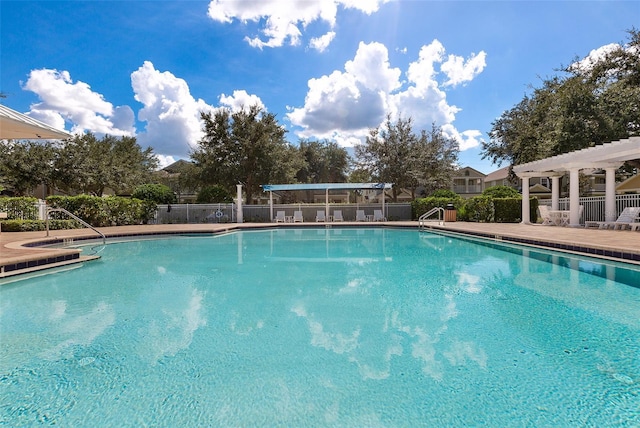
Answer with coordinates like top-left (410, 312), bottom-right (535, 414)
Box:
top-left (1, 1), bottom-right (638, 174)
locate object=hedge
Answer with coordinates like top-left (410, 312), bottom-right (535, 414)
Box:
top-left (0, 219), bottom-right (80, 232)
top-left (47, 195), bottom-right (156, 227)
top-left (0, 197), bottom-right (40, 220)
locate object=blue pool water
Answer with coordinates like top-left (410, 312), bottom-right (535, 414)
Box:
top-left (1, 228), bottom-right (639, 426)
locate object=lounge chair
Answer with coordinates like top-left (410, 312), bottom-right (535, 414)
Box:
top-left (585, 206), bottom-right (640, 230)
top-left (333, 210), bottom-right (344, 222)
top-left (274, 211), bottom-right (286, 223)
top-left (315, 210), bottom-right (326, 222)
top-left (538, 205), bottom-right (554, 225)
top-left (355, 209), bottom-right (367, 222)
top-left (373, 209), bottom-right (386, 221)
top-left (293, 210), bottom-right (304, 223)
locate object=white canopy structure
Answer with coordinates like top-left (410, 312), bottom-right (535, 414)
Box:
top-left (0, 104), bottom-right (71, 140)
top-left (261, 182), bottom-right (393, 221)
top-left (513, 137), bottom-right (640, 226)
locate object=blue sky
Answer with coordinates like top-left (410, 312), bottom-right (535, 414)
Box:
top-left (1, 1), bottom-right (638, 174)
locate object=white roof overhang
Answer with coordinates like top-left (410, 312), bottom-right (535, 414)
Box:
top-left (262, 183), bottom-right (393, 192)
top-left (0, 104), bottom-right (72, 140)
top-left (513, 137), bottom-right (639, 177)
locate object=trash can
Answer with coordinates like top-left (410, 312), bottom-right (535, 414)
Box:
top-left (444, 203), bottom-right (456, 222)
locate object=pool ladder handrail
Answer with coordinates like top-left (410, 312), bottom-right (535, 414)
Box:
top-left (418, 207), bottom-right (445, 230)
top-left (46, 207), bottom-right (106, 245)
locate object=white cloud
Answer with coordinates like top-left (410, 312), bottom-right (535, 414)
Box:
top-left (131, 61), bottom-right (214, 158)
top-left (441, 51), bottom-right (487, 87)
top-left (22, 69), bottom-right (134, 136)
top-left (309, 31), bottom-right (336, 52)
top-left (207, 0), bottom-right (389, 49)
top-left (288, 40), bottom-right (487, 151)
top-left (219, 89), bottom-right (266, 111)
top-left (570, 43), bottom-right (620, 73)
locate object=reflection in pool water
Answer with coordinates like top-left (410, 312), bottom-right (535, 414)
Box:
top-left (1, 228), bottom-right (639, 426)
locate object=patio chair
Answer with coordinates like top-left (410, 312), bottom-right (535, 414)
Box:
top-left (585, 206), bottom-right (640, 230)
top-left (332, 210), bottom-right (344, 222)
top-left (274, 211), bottom-right (286, 223)
top-left (538, 205), bottom-right (554, 225)
top-left (355, 209), bottom-right (367, 222)
top-left (315, 210), bottom-right (326, 222)
top-left (293, 210), bottom-right (304, 223)
top-left (373, 209), bottom-right (386, 221)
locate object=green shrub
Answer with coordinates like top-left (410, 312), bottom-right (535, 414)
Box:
top-left (46, 195), bottom-right (155, 227)
top-left (493, 198), bottom-right (522, 223)
top-left (0, 219), bottom-right (79, 232)
top-left (197, 185), bottom-right (233, 203)
top-left (0, 196), bottom-right (40, 220)
top-left (412, 196), bottom-right (463, 220)
top-left (429, 189), bottom-right (458, 198)
top-left (465, 196), bottom-right (494, 222)
top-left (132, 184), bottom-right (176, 204)
top-left (482, 185), bottom-right (520, 198)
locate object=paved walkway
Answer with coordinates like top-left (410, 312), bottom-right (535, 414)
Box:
top-left (1, 222), bottom-right (639, 278)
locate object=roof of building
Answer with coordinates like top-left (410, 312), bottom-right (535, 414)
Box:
top-left (484, 165), bottom-right (510, 182)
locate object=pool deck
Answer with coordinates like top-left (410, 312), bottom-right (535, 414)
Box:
top-left (1, 221), bottom-right (639, 278)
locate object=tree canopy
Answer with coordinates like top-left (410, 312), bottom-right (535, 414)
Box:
top-left (355, 115), bottom-right (459, 201)
top-left (191, 105), bottom-right (301, 204)
top-left (296, 139), bottom-right (349, 184)
top-left (482, 29), bottom-right (640, 169)
top-left (0, 134), bottom-right (158, 197)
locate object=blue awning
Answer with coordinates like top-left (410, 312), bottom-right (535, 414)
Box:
top-left (262, 182), bottom-right (392, 191)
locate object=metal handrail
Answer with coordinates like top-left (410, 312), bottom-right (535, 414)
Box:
top-left (418, 207), bottom-right (445, 230)
top-left (46, 207), bottom-right (106, 245)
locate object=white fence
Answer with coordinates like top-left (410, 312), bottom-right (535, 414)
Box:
top-left (538, 194), bottom-right (640, 222)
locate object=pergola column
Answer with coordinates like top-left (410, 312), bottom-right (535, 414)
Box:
top-left (604, 167), bottom-right (617, 221)
top-left (520, 176), bottom-right (531, 224)
top-left (550, 175), bottom-right (561, 211)
top-left (568, 168), bottom-right (580, 227)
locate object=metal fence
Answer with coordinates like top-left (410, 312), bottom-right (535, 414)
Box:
top-left (154, 203), bottom-right (413, 224)
top-left (538, 194), bottom-right (640, 222)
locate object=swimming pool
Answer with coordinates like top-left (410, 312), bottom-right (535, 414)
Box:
top-left (1, 228), bottom-right (639, 426)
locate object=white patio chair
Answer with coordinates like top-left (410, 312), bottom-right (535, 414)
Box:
top-left (355, 209), bottom-right (367, 222)
top-left (373, 209), bottom-right (386, 221)
top-left (332, 210), bottom-right (344, 222)
top-left (315, 210), bottom-right (326, 222)
top-left (538, 205), bottom-right (554, 225)
top-left (585, 206), bottom-right (640, 230)
top-left (274, 211), bottom-right (286, 223)
top-left (293, 210), bottom-right (304, 222)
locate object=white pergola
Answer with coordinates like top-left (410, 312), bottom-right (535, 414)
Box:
top-left (513, 137), bottom-right (640, 226)
top-left (261, 182), bottom-right (394, 221)
top-left (0, 104), bottom-right (71, 140)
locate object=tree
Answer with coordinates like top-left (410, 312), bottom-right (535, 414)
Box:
top-left (482, 29), bottom-right (640, 168)
top-left (54, 133), bottom-right (158, 196)
top-left (196, 185), bottom-right (234, 203)
top-left (355, 115), bottom-right (459, 201)
top-left (296, 139), bottom-right (349, 183)
top-left (191, 105), bottom-right (301, 204)
top-left (0, 141), bottom-right (56, 196)
top-left (132, 183), bottom-right (176, 204)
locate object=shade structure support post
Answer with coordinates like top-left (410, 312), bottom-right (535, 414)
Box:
top-left (325, 188), bottom-right (329, 219)
top-left (236, 184), bottom-right (243, 223)
top-left (568, 168), bottom-right (580, 227)
top-left (520, 176), bottom-right (531, 224)
top-left (605, 167), bottom-right (617, 222)
top-left (269, 191), bottom-right (273, 223)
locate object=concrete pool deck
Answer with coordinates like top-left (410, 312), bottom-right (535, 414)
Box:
top-left (1, 221), bottom-right (639, 278)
